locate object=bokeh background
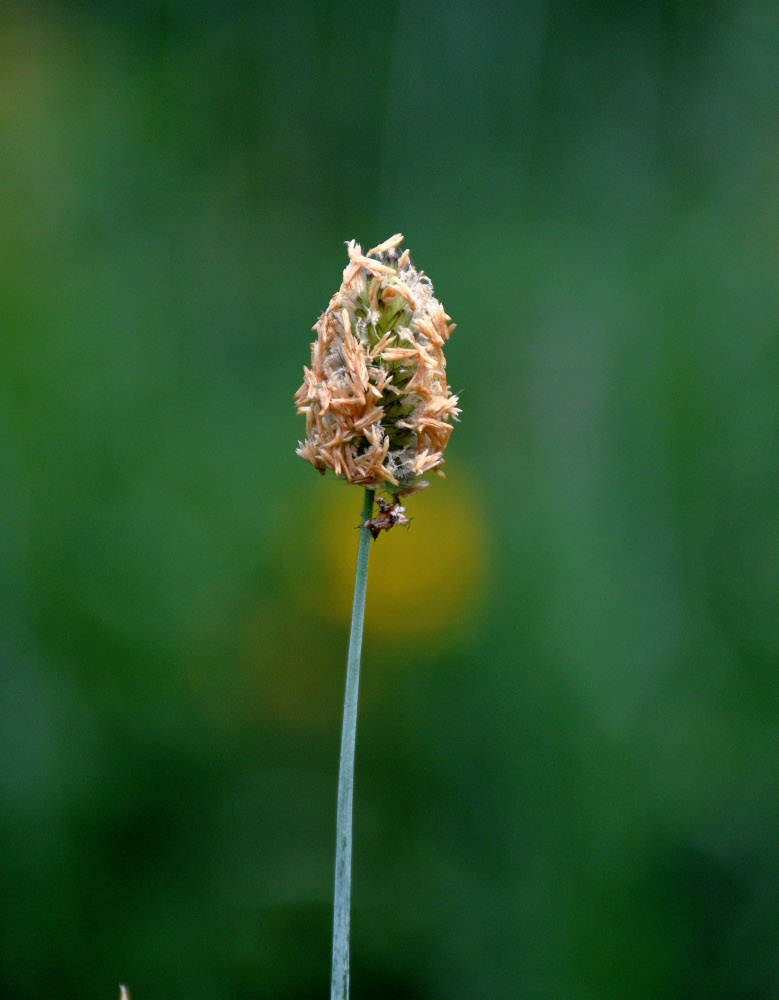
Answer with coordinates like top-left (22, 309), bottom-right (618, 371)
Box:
top-left (1, 1), bottom-right (777, 997)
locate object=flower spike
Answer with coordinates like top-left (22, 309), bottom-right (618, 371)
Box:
top-left (295, 235), bottom-right (459, 496)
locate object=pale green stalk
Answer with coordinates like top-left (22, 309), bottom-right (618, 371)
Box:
top-left (331, 487), bottom-right (375, 1000)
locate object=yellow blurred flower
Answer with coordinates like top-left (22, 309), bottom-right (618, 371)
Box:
top-left (321, 474), bottom-right (488, 641)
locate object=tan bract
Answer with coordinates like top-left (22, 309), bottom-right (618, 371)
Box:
top-left (294, 234), bottom-right (459, 495)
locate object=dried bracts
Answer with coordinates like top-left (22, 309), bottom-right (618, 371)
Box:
top-left (295, 234), bottom-right (459, 496)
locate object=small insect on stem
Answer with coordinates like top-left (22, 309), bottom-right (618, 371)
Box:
top-left (363, 496), bottom-right (411, 540)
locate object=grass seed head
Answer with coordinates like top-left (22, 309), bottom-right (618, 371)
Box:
top-left (295, 234), bottom-right (459, 496)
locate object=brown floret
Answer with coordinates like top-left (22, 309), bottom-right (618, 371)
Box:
top-left (294, 235), bottom-right (460, 494)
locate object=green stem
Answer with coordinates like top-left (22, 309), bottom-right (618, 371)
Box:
top-left (331, 488), bottom-right (375, 1000)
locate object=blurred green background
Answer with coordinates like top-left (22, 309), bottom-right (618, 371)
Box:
top-left (1, 1), bottom-right (777, 997)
